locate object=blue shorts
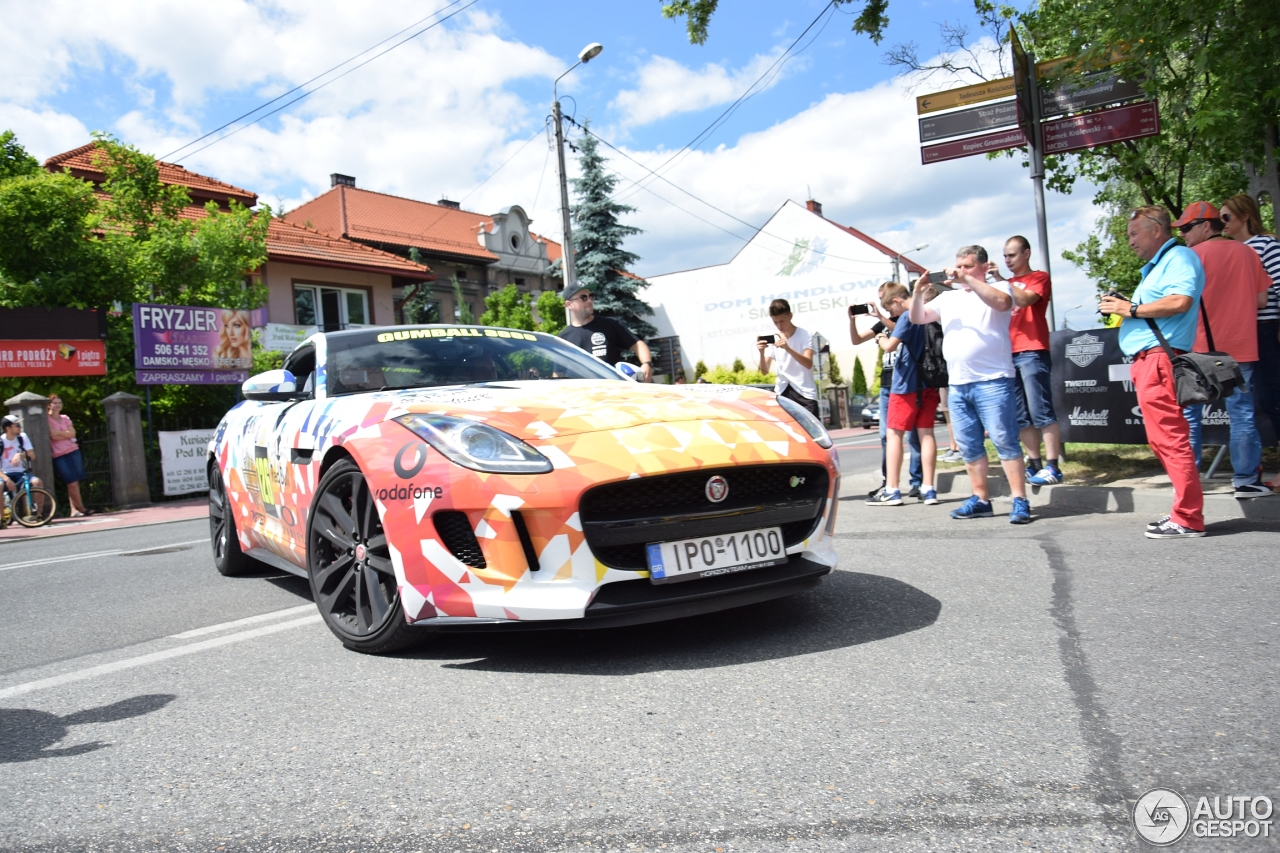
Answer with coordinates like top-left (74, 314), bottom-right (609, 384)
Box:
top-left (53, 449), bottom-right (87, 485)
top-left (949, 377), bottom-right (1023, 462)
top-left (1013, 349), bottom-right (1058, 430)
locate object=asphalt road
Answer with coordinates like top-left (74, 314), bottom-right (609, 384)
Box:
top-left (1, 460), bottom-right (1277, 852)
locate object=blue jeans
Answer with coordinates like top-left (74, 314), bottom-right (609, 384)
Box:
top-left (948, 377), bottom-right (1022, 462)
top-left (1183, 361), bottom-right (1261, 487)
top-left (879, 386), bottom-right (922, 486)
top-left (1013, 349), bottom-right (1058, 430)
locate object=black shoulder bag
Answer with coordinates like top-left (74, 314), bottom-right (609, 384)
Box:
top-left (1144, 301), bottom-right (1245, 406)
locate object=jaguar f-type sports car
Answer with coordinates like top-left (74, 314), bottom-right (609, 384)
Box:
top-left (208, 325), bottom-right (841, 653)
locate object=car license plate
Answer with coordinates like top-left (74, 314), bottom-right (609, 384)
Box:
top-left (646, 527), bottom-right (787, 584)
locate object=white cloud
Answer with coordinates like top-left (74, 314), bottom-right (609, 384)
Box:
top-left (610, 48), bottom-right (801, 127)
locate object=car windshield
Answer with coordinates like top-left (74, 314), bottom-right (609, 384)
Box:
top-left (324, 326), bottom-right (625, 395)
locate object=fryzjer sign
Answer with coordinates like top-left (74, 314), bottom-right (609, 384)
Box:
top-left (1040, 71), bottom-right (1144, 118)
top-left (0, 341), bottom-right (107, 376)
top-left (133, 303), bottom-right (254, 385)
top-left (921, 127), bottom-right (1027, 164)
top-left (1050, 327), bottom-right (1274, 445)
top-left (1042, 100), bottom-right (1160, 155)
top-left (918, 100), bottom-right (1019, 142)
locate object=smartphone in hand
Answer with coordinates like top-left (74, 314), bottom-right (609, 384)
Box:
top-left (758, 334), bottom-right (777, 344)
top-left (849, 304), bottom-right (871, 317)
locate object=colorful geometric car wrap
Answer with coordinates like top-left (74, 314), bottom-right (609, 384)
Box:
top-left (211, 336), bottom-right (840, 626)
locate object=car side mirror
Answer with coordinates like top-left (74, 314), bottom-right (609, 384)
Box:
top-left (242, 369), bottom-right (302, 402)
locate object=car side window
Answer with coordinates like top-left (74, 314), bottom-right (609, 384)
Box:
top-left (283, 347), bottom-right (317, 398)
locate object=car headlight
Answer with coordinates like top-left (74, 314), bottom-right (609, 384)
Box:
top-left (395, 414), bottom-right (552, 474)
top-left (776, 394), bottom-right (832, 448)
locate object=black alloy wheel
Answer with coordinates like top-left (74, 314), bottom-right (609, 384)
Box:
top-left (209, 466), bottom-right (255, 576)
top-left (307, 459), bottom-right (422, 654)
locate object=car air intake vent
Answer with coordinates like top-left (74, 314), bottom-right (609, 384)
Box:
top-left (432, 511), bottom-right (487, 568)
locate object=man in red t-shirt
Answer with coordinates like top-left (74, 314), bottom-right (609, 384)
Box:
top-left (1174, 201), bottom-right (1273, 498)
top-left (994, 235), bottom-right (1062, 485)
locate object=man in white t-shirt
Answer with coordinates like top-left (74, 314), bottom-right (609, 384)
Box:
top-left (910, 245), bottom-right (1030, 523)
top-left (756, 298), bottom-right (819, 416)
top-left (1, 415), bottom-right (42, 494)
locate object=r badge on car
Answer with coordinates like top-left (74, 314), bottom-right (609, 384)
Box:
top-left (705, 475), bottom-right (729, 503)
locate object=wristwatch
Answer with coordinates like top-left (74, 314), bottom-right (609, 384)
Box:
top-left (1129, 302), bottom-right (1139, 318)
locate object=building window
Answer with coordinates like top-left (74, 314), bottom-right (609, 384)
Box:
top-left (515, 277), bottom-right (526, 288)
top-left (294, 284), bottom-right (370, 331)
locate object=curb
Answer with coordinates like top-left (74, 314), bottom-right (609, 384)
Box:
top-left (933, 471), bottom-right (1280, 522)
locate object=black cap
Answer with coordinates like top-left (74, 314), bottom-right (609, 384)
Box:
top-left (1, 415), bottom-right (19, 428)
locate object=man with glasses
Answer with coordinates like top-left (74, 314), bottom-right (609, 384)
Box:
top-left (991, 235), bottom-right (1063, 485)
top-left (1099, 207), bottom-right (1206, 538)
top-left (558, 281), bottom-right (653, 381)
top-left (1171, 201), bottom-right (1272, 499)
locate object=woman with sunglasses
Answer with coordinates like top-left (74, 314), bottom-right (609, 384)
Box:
top-left (1221, 194), bottom-right (1280, 489)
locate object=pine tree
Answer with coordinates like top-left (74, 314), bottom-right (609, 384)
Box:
top-left (852, 356), bottom-right (868, 395)
top-left (827, 353), bottom-right (843, 385)
top-left (570, 123), bottom-right (656, 338)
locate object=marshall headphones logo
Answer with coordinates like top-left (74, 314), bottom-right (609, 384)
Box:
top-left (705, 475), bottom-right (729, 503)
top-left (1066, 332), bottom-right (1105, 367)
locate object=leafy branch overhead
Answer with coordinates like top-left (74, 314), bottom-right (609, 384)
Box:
top-left (661, 0), bottom-right (893, 45)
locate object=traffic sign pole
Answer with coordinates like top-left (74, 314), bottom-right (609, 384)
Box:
top-left (1027, 54), bottom-right (1056, 332)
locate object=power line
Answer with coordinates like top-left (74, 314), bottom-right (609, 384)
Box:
top-left (613, 1), bottom-right (837, 204)
top-left (166, 0), bottom-right (480, 163)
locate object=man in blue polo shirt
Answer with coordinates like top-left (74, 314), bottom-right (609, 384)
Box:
top-left (1099, 206), bottom-right (1206, 539)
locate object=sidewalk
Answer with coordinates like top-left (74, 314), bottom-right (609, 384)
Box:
top-left (0, 498), bottom-right (208, 543)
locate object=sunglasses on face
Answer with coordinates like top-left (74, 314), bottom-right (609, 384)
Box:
top-left (1129, 210), bottom-right (1164, 228)
top-left (1221, 212), bottom-right (1233, 223)
top-left (1177, 220), bottom-right (1204, 235)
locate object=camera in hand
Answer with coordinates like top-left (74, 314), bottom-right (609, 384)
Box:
top-left (758, 334), bottom-right (777, 344)
top-left (1099, 289), bottom-right (1125, 318)
top-left (849, 304), bottom-right (871, 317)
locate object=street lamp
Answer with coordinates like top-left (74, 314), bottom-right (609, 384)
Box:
top-left (553, 42), bottom-right (603, 292)
top-left (892, 242), bottom-right (929, 284)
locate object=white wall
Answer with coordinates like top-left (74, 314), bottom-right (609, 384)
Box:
top-left (647, 201), bottom-right (897, 383)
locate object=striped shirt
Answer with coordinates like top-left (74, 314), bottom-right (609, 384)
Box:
top-left (1246, 234), bottom-right (1280, 322)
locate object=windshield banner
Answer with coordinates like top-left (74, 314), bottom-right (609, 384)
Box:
top-left (132, 303), bottom-right (254, 384)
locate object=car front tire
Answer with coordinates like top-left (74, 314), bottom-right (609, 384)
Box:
top-left (210, 466), bottom-right (256, 577)
top-left (306, 459), bottom-right (423, 654)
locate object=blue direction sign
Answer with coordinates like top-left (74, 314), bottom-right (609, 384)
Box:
top-left (918, 100), bottom-right (1019, 143)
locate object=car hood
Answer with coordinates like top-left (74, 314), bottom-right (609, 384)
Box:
top-left (373, 379), bottom-right (801, 440)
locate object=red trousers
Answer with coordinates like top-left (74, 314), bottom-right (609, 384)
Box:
top-left (1131, 347), bottom-right (1204, 530)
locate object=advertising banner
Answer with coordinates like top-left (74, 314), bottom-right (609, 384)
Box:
top-left (0, 340), bottom-right (106, 376)
top-left (262, 323), bottom-right (317, 353)
top-left (132, 303), bottom-right (253, 384)
top-left (158, 428), bottom-right (217, 495)
top-left (1050, 328), bottom-right (1275, 446)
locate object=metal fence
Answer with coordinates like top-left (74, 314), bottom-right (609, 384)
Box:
top-left (50, 422), bottom-right (114, 515)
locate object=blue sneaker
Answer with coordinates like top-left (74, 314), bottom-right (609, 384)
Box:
top-left (1028, 465), bottom-right (1062, 486)
top-left (868, 488), bottom-right (903, 506)
top-left (921, 488), bottom-right (938, 505)
top-left (1009, 496), bottom-right (1031, 524)
top-left (949, 495), bottom-right (994, 519)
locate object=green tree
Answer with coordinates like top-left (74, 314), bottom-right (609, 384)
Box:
top-left (852, 356), bottom-right (868, 395)
top-left (661, 0), bottom-right (893, 45)
top-left (451, 275), bottom-right (475, 324)
top-left (571, 123), bottom-right (656, 339)
top-left (0, 131), bottom-right (40, 181)
top-left (731, 356), bottom-right (746, 373)
top-left (479, 284), bottom-right (536, 330)
top-left (827, 352), bottom-right (843, 385)
top-left (402, 282), bottom-right (442, 325)
top-left (534, 290), bottom-right (566, 335)
top-left (694, 359), bottom-right (708, 379)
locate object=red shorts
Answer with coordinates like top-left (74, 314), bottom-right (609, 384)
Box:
top-left (887, 388), bottom-right (940, 431)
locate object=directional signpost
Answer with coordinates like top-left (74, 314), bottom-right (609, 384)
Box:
top-left (921, 127), bottom-right (1026, 164)
top-left (1042, 100), bottom-right (1159, 153)
top-left (1040, 71), bottom-right (1144, 118)
top-left (918, 100), bottom-right (1020, 142)
top-left (916, 77), bottom-right (1015, 115)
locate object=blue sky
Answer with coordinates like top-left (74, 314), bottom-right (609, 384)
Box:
top-left (0, 0), bottom-right (1107, 328)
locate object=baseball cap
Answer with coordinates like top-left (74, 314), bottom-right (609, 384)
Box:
top-left (1, 415), bottom-right (19, 428)
top-left (1171, 201), bottom-right (1220, 227)
top-left (561, 281), bottom-right (593, 302)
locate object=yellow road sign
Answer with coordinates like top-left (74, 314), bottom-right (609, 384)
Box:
top-left (916, 78), bottom-right (1015, 115)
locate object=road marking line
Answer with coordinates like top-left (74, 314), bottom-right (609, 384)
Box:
top-left (0, 615), bottom-right (323, 700)
top-left (0, 538), bottom-right (209, 571)
top-left (170, 604), bottom-right (316, 639)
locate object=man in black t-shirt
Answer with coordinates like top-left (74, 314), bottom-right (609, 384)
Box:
top-left (558, 282), bottom-right (653, 381)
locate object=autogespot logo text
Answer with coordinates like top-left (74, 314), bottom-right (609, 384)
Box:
top-left (1133, 788), bottom-right (1274, 845)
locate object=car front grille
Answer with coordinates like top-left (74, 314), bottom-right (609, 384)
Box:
top-left (579, 463), bottom-right (829, 570)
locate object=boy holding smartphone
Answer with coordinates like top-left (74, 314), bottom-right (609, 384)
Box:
top-left (757, 299), bottom-right (819, 416)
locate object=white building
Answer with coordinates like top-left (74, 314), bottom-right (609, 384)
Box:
top-left (646, 200), bottom-right (925, 384)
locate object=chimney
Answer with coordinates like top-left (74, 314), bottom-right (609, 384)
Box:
top-left (330, 173), bottom-right (356, 188)
top-left (437, 198), bottom-right (461, 209)
top-left (806, 199), bottom-right (823, 217)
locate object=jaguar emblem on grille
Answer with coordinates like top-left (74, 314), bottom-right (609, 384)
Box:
top-left (705, 475), bottom-right (729, 503)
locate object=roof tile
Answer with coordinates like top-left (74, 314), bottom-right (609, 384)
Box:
top-left (45, 142), bottom-right (258, 207)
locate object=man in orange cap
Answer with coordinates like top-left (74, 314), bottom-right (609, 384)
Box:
top-left (1172, 201), bottom-right (1273, 499)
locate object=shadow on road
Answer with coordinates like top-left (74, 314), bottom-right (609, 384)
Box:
top-left (403, 570), bottom-right (940, 675)
top-left (0, 694), bottom-right (176, 763)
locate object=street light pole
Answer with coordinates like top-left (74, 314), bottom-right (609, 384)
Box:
top-left (553, 42), bottom-right (603, 293)
top-left (892, 242), bottom-right (929, 284)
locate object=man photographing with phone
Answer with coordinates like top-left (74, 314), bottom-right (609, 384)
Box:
top-left (758, 298), bottom-right (819, 417)
top-left (910, 245), bottom-right (1031, 524)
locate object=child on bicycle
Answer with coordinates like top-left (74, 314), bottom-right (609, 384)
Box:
top-left (1, 415), bottom-right (43, 495)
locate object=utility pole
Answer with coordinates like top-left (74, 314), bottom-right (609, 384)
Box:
top-left (1027, 59), bottom-right (1056, 331)
top-left (552, 43), bottom-right (603, 293)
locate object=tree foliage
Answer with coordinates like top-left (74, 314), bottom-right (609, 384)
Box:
top-left (571, 124), bottom-right (656, 339)
top-left (534, 290), bottom-right (566, 335)
top-left (852, 356), bottom-right (868, 395)
top-left (479, 284), bottom-right (536, 330)
top-left (661, 0), bottom-right (893, 45)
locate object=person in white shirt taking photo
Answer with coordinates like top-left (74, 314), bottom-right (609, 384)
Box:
top-left (757, 298), bottom-right (819, 417)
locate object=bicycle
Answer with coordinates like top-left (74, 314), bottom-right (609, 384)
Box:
top-left (5, 470), bottom-right (56, 528)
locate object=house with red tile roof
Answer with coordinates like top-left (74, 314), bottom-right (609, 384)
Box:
top-left (284, 175), bottom-right (561, 323)
top-left (44, 143), bottom-right (433, 332)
